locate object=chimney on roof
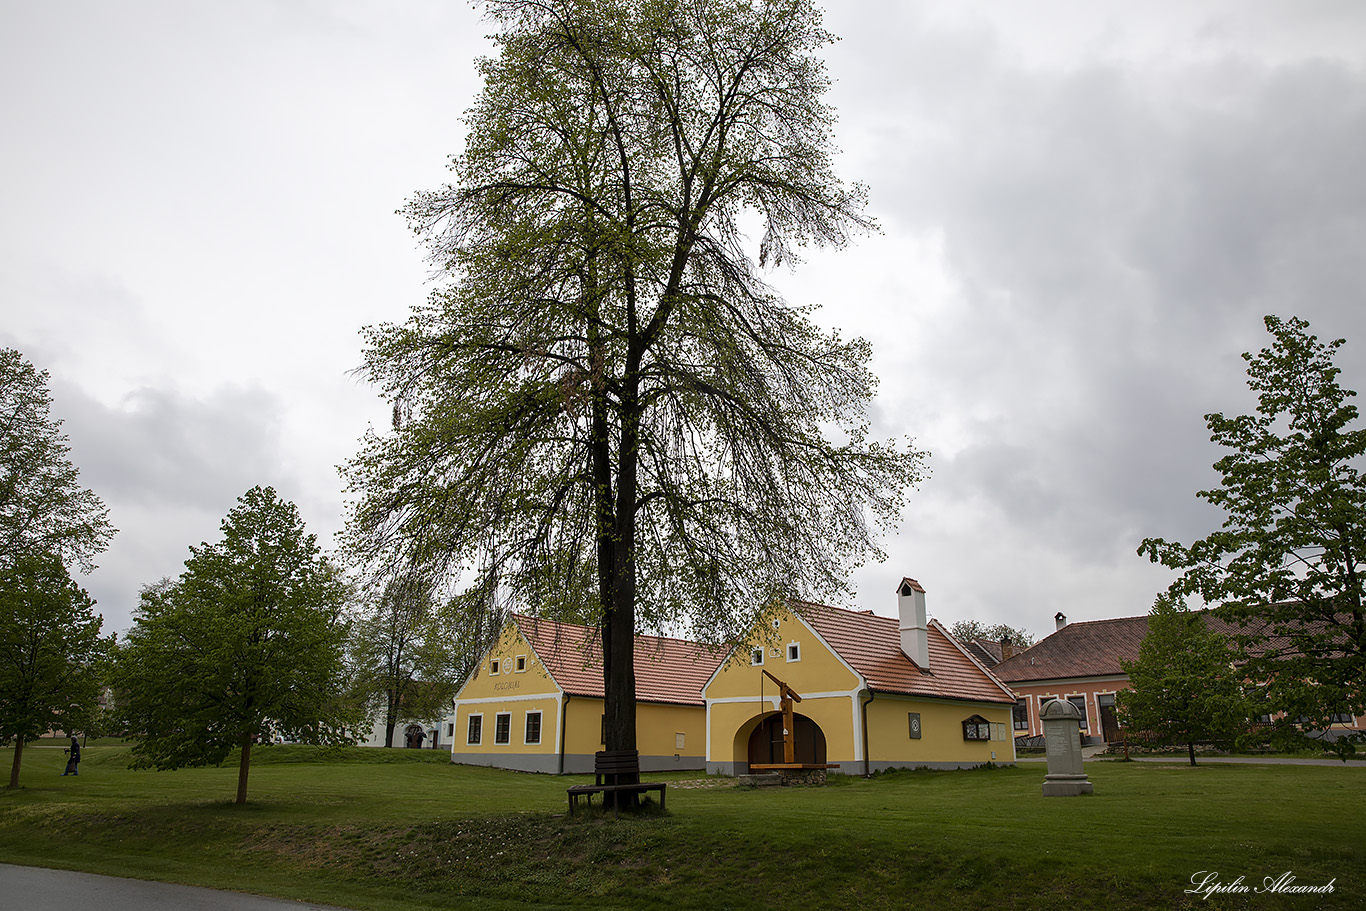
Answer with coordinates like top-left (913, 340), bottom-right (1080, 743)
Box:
top-left (1055, 611), bottom-right (1067, 632)
top-left (897, 578), bottom-right (929, 669)
top-left (999, 634), bottom-right (1014, 662)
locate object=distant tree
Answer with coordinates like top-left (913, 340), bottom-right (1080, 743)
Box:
top-left (115, 487), bottom-right (354, 804)
top-left (0, 348), bottom-right (114, 571)
top-left (1139, 316), bottom-right (1365, 757)
top-left (948, 620), bottom-right (1036, 649)
top-left (1117, 595), bottom-right (1251, 766)
top-left (343, 0), bottom-right (922, 778)
top-left (0, 552), bottom-right (111, 788)
top-left (348, 576), bottom-right (454, 747)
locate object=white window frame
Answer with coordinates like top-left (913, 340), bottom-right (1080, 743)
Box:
top-left (515, 655), bottom-right (528, 673)
top-left (494, 712), bottom-right (511, 744)
top-left (524, 710), bottom-right (542, 745)
top-left (786, 642), bottom-right (801, 662)
top-left (489, 659), bottom-right (500, 675)
top-left (750, 647), bottom-right (765, 666)
top-left (1066, 695), bottom-right (1089, 731)
top-left (467, 713), bottom-right (483, 745)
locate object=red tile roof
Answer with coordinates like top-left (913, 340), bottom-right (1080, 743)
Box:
top-left (799, 603), bottom-right (1017, 704)
top-left (514, 615), bottom-right (725, 706)
top-left (964, 638), bottom-right (1005, 668)
top-left (992, 610), bottom-right (1320, 684)
top-left (993, 616), bottom-right (1148, 682)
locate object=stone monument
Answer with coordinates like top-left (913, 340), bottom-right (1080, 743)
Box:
top-left (1040, 698), bottom-right (1093, 796)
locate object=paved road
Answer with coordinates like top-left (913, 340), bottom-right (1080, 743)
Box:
top-left (0, 863), bottom-right (356, 911)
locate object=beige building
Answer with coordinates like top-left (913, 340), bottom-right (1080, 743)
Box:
top-left (450, 615), bottom-right (724, 774)
top-left (704, 579), bottom-right (1019, 775)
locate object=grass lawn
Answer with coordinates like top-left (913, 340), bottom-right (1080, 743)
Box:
top-left (2, 742), bottom-right (1362, 910)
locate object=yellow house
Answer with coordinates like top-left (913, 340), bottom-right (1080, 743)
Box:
top-left (704, 579), bottom-right (1018, 775)
top-left (450, 615), bottom-right (724, 774)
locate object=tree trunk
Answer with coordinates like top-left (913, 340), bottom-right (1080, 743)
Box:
top-left (601, 392), bottom-right (641, 812)
top-left (236, 736), bottom-right (253, 804)
top-left (8, 739), bottom-right (22, 789)
top-left (1188, 741), bottom-right (1197, 767)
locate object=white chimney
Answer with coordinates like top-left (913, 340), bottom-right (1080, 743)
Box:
top-left (897, 578), bottom-right (929, 669)
top-left (1055, 611), bottom-right (1068, 632)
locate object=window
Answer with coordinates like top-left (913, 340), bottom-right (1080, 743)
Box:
top-left (962, 715), bottom-right (990, 741)
top-left (1013, 698), bottom-right (1029, 731)
top-left (786, 642), bottom-right (801, 662)
top-left (489, 659), bottom-right (500, 675)
top-left (907, 712), bottom-right (922, 739)
top-left (524, 711), bottom-right (542, 744)
top-left (1067, 696), bottom-right (1089, 731)
top-left (494, 712), bottom-right (511, 744)
top-left (467, 714), bottom-right (483, 745)
top-left (750, 647), bottom-right (765, 666)
top-left (515, 655), bottom-right (527, 672)
top-left (447, 723), bottom-right (455, 738)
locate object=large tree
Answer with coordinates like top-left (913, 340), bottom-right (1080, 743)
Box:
top-left (115, 486), bottom-right (354, 804)
top-left (0, 348), bottom-right (114, 571)
top-left (344, 0), bottom-right (922, 770)
top-left (1139, 315), bottom-right (1366, 756)
top-left (0, 552), bottom-right (111, 788)
top-left (348, 576), bottom-right (455, 748)
top-left (1116, 596), bottom-right (1250, 766)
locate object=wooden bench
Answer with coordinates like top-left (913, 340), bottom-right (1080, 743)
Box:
top-left (566, 749), bottom-right (667, 815)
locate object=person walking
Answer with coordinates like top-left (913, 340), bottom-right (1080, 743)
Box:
top-left (61, 736), bottom-right (81, 776)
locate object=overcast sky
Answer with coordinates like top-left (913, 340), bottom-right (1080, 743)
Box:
top-left (4, 1), bottom-right (1365, 640)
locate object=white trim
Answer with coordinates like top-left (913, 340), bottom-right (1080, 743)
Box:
top-left (707, 689), bottom-right (854, 705)
top-left (510, 616), bottom-right (567, 697)
top-left (466, 712), bottom-right (484, 746)
top-left (790, 610), bottom-right (868, 687)
top-left (456, 692), bottom-right (560, 707)
top-left (786, 641), bottom-right (802, 662)
top-left (1064, 694), bottom-right (1091, 732)
top-left (523, 709), bottom-right (543, 745)
top-left (493, 711), bottom-right (512, 745)
top-left (1007, 673), bottom-right (1129, 687)
top-left (515, 654), bottom-right (528, 673)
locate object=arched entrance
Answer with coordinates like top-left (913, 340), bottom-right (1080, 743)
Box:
top-left (404, 724), bottom-right (425, 749)
top-left (746, 712), bottom-right (827, 766)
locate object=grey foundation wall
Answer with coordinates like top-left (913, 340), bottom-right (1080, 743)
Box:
top-left (707, 759), bottom-right (1012, 776)
top-left (452, 751), bottom-right (705, 775)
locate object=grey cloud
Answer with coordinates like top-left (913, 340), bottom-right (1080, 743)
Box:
top-left (52, 381), bottom-right (292, 513)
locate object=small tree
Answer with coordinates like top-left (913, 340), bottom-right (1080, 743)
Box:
top-left (348, 576), bottom-right (454, 747)
top-left (115, 486), bottom-right (354, 804)
top-left (0, 552), bottom-right (111, 788)
top-left (1117, 595), bottom-right (1250, 766)
top-left (1139, 315), bottom-right (1366, 757)
top-left (948, 620), bottom-right (1036, 649)
top-left (1, 349), bottom-right (114, 571)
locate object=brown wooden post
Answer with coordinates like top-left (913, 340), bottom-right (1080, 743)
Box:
top-left (763, 670), bottom-right (803, 766)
